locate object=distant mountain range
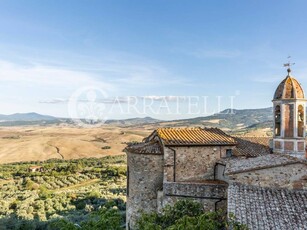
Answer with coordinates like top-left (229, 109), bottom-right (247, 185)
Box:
top-left (0, 113), bottom-right (68, 126)
top-left (0, 113), bottom-right (161, 127)
top-left (0, 108), bottom-right (273, 132)
top-left (158, 107), bottom-right (273, 135)
top-left (167, 107), bottom-right (273, 128)
top-left (0, 112), bottom-right (57, 121)
top-left (105, 117), bottom-right (160, 125)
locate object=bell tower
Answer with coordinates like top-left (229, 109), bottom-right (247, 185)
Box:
top-left (272, 67), bottom-right (306, 158)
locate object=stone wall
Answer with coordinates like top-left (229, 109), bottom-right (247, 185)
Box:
top-left (164, 146), bottom-right (235, 182)
top-left (228, 163), bottom-right (307, 189)
top-left (161, 182), bottom-right (228, 212)
top-left (164, 181), bottom-right (227, 198)
top-left (273, 139), bottom-right (306, 157)
top-left (126, 152), bottom-right (163, 229)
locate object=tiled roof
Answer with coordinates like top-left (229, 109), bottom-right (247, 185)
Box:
top-left (124, 141), bottom-right (162, 155)
top-left (228, 183), bottom-right (307, 230)
top-left (225, 154), bottom-right (304, 175)
top-left (233, 136), bottom-right (272, 157)
top-left (146, 127), bottom-right (236, 146)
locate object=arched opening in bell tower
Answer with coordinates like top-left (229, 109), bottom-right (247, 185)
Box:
top-left (298, 105), bottom-right (304, 137)
top-left (275, 105), bottom-right (281, 136)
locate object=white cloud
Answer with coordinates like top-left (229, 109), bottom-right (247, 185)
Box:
top-left (39, 98), bottom-right (67, 104)
top-left (39, 96), bottom-right (133, 104)
top-left (39, 95), bottom-right (187, 104)
top-left (139, 96), bottom-right (185, 101)
top-left (0, 60), bottom-right (112, 89)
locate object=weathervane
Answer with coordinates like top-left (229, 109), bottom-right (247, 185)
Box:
top-left (283, 56), bottom-right (295, 75)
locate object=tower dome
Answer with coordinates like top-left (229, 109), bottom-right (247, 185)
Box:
top-left (273, 69), bottom-right (305, 100)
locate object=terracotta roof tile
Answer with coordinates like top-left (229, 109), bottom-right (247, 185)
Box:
top-left (147, 127), bottom-right (236, 146)
top-left (124, 141), bottom-right (162, 155)
top-left (233, 136), bottom-right (272, 157)
top-left (225, 154), bottom-right (304, 175)
top-left (228, 183), bottom-right (307, 230)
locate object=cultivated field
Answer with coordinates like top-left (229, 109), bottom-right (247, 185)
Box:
top-left (0, 156), bottom-right (127, 228)
top-left (0, 125), bottom-right (152, 164)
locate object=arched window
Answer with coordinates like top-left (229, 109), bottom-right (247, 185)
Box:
top-left (298, 105), bottom-right (304, 137)
top-left (275, 105), bottom-right (281, 136)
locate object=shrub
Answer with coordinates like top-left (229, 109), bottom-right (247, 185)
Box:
top-left (39, 185), bottom-right (52, 199)
top-left (0, 155), bottom-right (127, 228)
top-left (25, 179), bottom-right (39, 190)
top-left (87, 189), bottom-right (101, 199)
top-left (136, 199), bottom-right (247, 230)
top-left (101, 146), bottom-right (111, 150)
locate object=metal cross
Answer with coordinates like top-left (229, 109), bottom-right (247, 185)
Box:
top-left (283, 56), bottom-right (295, 68)
top-left (283, 56), bottom-right (295, 74)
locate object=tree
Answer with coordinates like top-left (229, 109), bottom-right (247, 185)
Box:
top-left (51, 204), bottom-right (123, 230)
top-left (136, 199), bottom-right (248, 230)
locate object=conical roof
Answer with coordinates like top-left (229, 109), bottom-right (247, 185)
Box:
top-left (273, 69), bottom-right (305, 100)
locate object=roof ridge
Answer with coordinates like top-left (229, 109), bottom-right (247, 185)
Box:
top-left (226, 154), bottom-right (304, 175)
top-left (234, 136), bottom-right (271, 137)
top-left (157, 127), bottom-right (202, 130)
top-left (289, 76), bottom-right (297, 98)
top-left (231, 182), bottom-right (307, 193)
top-left (154, 127), bottom-right (236, 146)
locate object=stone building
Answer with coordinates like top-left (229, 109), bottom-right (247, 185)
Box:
top-left (28, 165), bottom-right (44, 173)
top-left (125, 127), bottom-right (236, 229)
top-left (272, 68), bottom-right (306, 157)
top-left (224, 154), bottom-right (307, 189)
top-left (125, 68), bottom-right (307, 230)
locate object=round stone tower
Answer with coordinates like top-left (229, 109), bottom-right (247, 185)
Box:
top-left (125, 141), bottom-right (163, 229)
top-left (272, 68), bottom-right (306, 158)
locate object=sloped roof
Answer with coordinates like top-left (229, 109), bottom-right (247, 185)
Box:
top-left (146, 127), bottom-right (236, 146)
top-left (274, 75), bottom-right (305, 100)
top-left (228, 183), bottom-right (307, 230)
top-left (233, 136), bottom-right (271, 157)
top-left (124, 141), bottom-right (162, 155)
top-left (225, 154), bottom-right (304, 175)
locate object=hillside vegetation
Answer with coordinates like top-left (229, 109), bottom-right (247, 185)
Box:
top-left (0, 155), bottom-right (126, 229)
top-left (159, 107), bottom-right (273, 131)
top-left (136, 199), bottom-right (247, 230)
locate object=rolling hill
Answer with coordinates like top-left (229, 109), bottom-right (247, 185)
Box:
top-left (157, 107), bottom-right (273, 132)
top-left (0, 112), bottom-right (57, 121)
top-left (0, 108), bottom-right (273, 132)
top-left (0, 107), bottom-right (274, 164)
top-left (105, 116), bottom-right (160, 125)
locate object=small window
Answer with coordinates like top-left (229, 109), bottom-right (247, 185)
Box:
top-left (226, 149), bottom-right (232, 157)
top-left (298, 105), bottom-right (304, 137)
top-left (275, 105), bottom-right (281, 136)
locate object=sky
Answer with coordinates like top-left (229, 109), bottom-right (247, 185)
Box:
top-left (0, 0), bottom-right (307, 120)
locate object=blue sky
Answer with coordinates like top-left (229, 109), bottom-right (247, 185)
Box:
top-left (0, 0), bottom-right (307, 119)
